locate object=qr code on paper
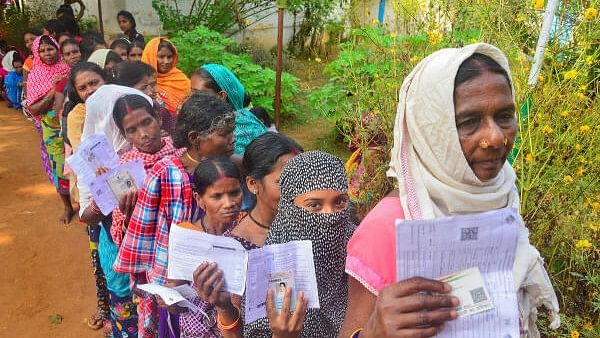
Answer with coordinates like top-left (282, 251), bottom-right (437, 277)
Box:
top-left (470, 287), bottom-right (488, 303)
top-left (461, 227), bottom-right (478, 241)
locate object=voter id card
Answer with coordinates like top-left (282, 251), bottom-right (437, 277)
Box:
top-left (439, 267), bottom-right (494, 317)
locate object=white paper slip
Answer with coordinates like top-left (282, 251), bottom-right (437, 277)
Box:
top-left (395, 208), bottom-right (520, 338)
top-left (439, 267), bottom-right (494, 317)
top-left (137, 283), bottom-right (200, 312)
top-left (66, 134), bottom-right (120, 185)
top-left (89, 160), bottom-right (146, 215)
top-left (167, 224), bottom-right (249, 296)
top-left (245, 240), bottom-right (320, 324)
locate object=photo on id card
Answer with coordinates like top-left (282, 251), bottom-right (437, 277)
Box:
top-left (268, 271), bottom-right (295, 312)
top-left (107, 171), bottom-right (137, 200)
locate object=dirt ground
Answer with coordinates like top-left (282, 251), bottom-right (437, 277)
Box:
top-left (0, 105), bottom-right (100, 338)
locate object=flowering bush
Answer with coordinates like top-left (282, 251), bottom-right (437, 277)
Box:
top-left (310, 0), bottom-right (600, 333)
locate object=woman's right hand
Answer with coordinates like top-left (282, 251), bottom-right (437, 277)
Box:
top-left (266, 288), bottom-right (308, 338)
top-left (193, 262), bottom-right (232, 309)
top-left (361, 277), bottom-right (459, 338)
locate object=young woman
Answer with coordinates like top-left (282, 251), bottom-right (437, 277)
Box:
top-left (110, 38), bottom-right (131, 61)
top-left (88, 49), bottom-right (123, 79)
top-left (128, 40), bottom-right (144, 62)
top-left (25, 35), bottom-right (74, 224)
top-left (60, 38), bottom-right (81, 67)
top-left (141, 37), bottom-right (190, 114)
top-left (192, 65), bottom-right (267, 155)
top-left (338, 44), bottom-right (559, 338)
top-left (117, 10), bottom-right (145, 44)
top-left (22, 28), bottom-right (42, 76)
top-left (114, 92), bottom-right (236, 338)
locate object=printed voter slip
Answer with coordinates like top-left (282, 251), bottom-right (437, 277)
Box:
top-left (268, 271), bottom-right (296, 312)
top-left (438, 267), bottom-right (494, 317)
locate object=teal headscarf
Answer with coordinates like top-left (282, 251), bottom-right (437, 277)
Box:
top-left (201, 64), bottom-right (267, 155)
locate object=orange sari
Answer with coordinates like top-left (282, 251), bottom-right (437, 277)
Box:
top-left (141, 37), bottom-right (190, 113)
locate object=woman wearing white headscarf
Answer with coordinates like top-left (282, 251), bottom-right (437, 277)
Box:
top-left (339, 43), bottom-right (559, 338)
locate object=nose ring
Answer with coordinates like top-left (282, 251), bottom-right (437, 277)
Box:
top-left (479, 139), bottom-right (489, 149)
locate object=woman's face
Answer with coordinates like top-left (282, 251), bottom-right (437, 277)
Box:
top-left (133, 74), bottom-right (158, 99)
top-left (156, 46), bottom-right (174, 74)
top-left (454, 71), bottom-right (517, 181)
top-left (118, 15), bottom-right (133, 32)
top-left (249, 153), bottom-right (295, 214)
top-left (104, 60), bottom-right (118, 74)
top-left (62, 43), bottom-right (81, 67)
top-left (113, 46), bottom-right (129, 61)
top-left (191, 75), bottom-right (227, 101)
top-left (24, 33), bottom-right (37, 51)
top-left (120, 107), bottom-right (162, 154)
top-left (39, 42), bottom-right (59, 65)
top-left (197, 118), bottom-right (236, 157)
top-left (196, 177), bottom-right (242, 226)
top-left (74, 70), bottom-right (105, 102)
top-left (293, 190), bottom-right (349, 214)
top-left (128, 46), bottom-right (143, 61)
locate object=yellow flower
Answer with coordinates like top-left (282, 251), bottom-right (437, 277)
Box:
top-left (525, 153), bottom-right (535, 162)
top-left (580, 125), bottom-right (591, 133)
top-left (575, 144), bottom-right (582, 151)
top-left (533, 0), bottom-right (545, 10)
top-left (410, 56), bottom-right (419, 63)
top-left (314, 57), bottom-right (322, 63)
top-left (575, 240), bottom-right (592, 249)
top-left (590, 224), bottom-right (599, 231)
top-left (577, 92), bottom-right (587, 101)
top-left (427, 31), bottom-right (443, 45)
top-left (538, 75), bottom-right (545, 83)
top-left (580, 84), bottom-right (588, 91)
top-left (542, 125), bottom-right (554, 134)
top-left (592, 202), bottom-right (600, 209)
top-left (584, 322), bottom-right (593, 330)
top-left (390, 32), bottom-right (397, 38)
top-left (561, 111), bottom-right (570, 117)
top-left (372, 18), bottom-right (380, 25)
top-left (564, 175), bottom-right (574, 184)
top-left (584, 7), bottom-right (598, 20)
top-left (390, 48), bottom-right (397, 54)
top-left (577, 167), bottom-right (586, 176)
top-left (516, 13), bottom-right (526, 23)
top-left (563, 69), bottom-right (578, 80)
top-left (586, 55), bottom-right (594, 65)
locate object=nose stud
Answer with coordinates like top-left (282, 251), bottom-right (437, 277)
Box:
top-left (479, 139), bottom-right (489, 149)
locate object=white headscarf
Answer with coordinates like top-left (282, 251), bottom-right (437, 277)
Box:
top-left (2, 50), bottom-right (17, 72)
top-left (388, 43), bottom-right (559, 337)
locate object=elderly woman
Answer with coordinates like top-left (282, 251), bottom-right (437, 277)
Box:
top-left (338, 43), bottom-right (559, 338)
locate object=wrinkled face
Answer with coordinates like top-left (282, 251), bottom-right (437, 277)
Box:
top-left (196, 177), bottom-right (242, 225)
top-left (198, 124), bottom-right (236, 158)
top-left (120, 107), bottom-right (162, 154)
top-left (13, 61), bottom-right (23, 74)
top-left (454, 71), bottom-right (517, 181)
top-left (133, 74), bottom-right (157, 99)
top-left (39, 42), bottom-right (59, 65)
top-left (250, 154), bottom-right (295, 214)
top-left (24, 33), bottom-right (37, 51)
top-left (74, 70), bottom-right (105, 102)
top-left (118, 15), bottom-right (133, 32)
top-left (156, 46), bottom-right (174, 74)
top-left (62, 43), bottom-right (81, 67)
top-left (293, 189), bottom-right (349, 214)
top-left (113, 46), bottom-right (128, 61)
top-left (128, 46), bottom-right (143, 61)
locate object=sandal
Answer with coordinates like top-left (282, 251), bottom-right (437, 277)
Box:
top-left (85, 312), bottom-right (104, 330)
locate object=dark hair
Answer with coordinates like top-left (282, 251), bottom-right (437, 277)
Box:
top-left (68, 61), bottom-right (106, 104)
top-left (23, 28), bottom-right (43, 37)
top-left (43, 19), bottom-right (67, 36)
top-left (59, 14), bottom-right (80, 36)
top-left (157, 39), bottom-right (176, 56)
top-left (243, 132), bottom-right (302, 180)
top-left (113, 61), bottom-right (156, 87)
top-left (117, 10), bottom-right (137, 30)
top-left (250, 106), bottom-right (273, 126)
top-left (129, 39), bottom-right (145, 52)
top-left (39, 35), bottom-right (59, 50)
top-left (58, 32), bottom-right (73, 41)
top-left (110, 38), bottom-right (131, 52)
top-left (56, 4), bottom-right (74, 18)
top-left (113, 94), bottom-right (158, 133)
top-left (105, 50), bottom-right (124, 66)
top-left (455, 53), bottom-right (511, 89)
top-left (80, 31), bottom-right (107, 59)
top-left (172, 92), bottom-right (234, 148)
top-left (243, 93), bottom-right (251, 107)
top-left (193, 156), bottom-right (241, 196)
top-left (12, 56), bottom-right (23, 65)
top-left (60, 38), bottom-right (80, 52)
top-left (192, 68), bottom-right (221, 92)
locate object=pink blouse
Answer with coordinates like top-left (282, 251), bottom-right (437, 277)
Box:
top-left (345, 197), bottom-right (405, 295)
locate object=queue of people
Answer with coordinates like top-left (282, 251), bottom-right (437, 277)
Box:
top-left (0, 4), bottom-right (561, 338)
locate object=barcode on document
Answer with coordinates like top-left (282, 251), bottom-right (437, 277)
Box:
top-left (470, 287), bottom-right (488, 303)
top-left (460, 226), bottom-right (479, 241)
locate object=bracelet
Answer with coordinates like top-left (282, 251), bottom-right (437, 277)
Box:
top-left (350, 328), bottom-right (362, 338)
top-left (217, 307), bottom-right (240, 331)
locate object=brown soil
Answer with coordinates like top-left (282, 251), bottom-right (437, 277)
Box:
top-left (0, 105), bottom-right (100, 337)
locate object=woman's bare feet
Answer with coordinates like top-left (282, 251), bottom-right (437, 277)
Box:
top-left (59, 205), bottom-right (76, 224)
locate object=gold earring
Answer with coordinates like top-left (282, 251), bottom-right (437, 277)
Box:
top-left (503, 138), bottom-right (508, 146)
top-left (479, 139), bottom-right (489, 149)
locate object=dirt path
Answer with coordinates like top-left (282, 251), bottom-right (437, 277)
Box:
top-left (0, 106), bottom-right (100, 337)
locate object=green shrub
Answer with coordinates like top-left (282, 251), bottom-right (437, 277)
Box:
top-left (170, 26), bottom-right (300, 117)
